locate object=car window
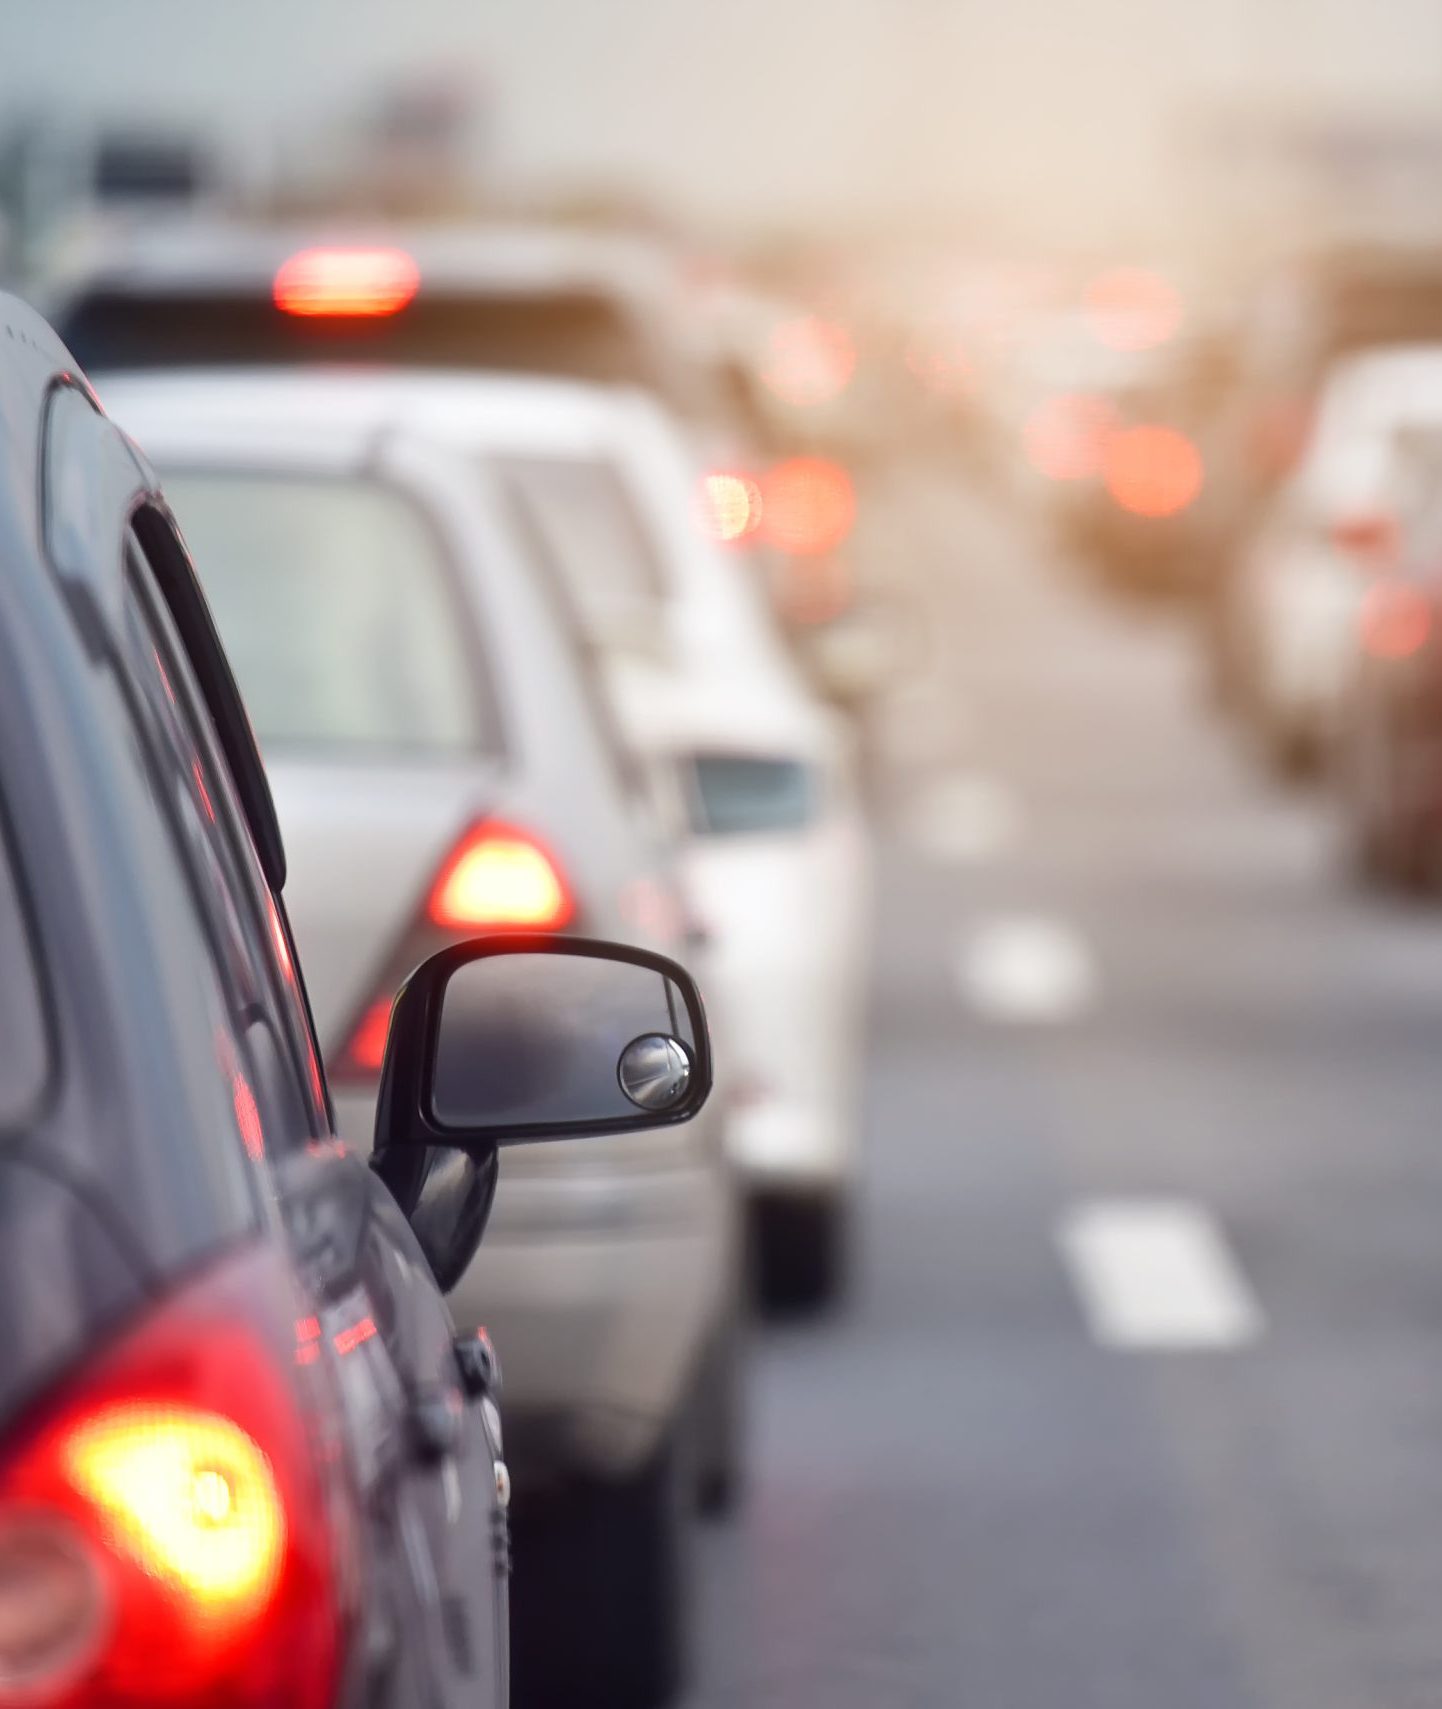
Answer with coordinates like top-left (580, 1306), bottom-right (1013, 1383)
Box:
top-left (0, 802), bottom-right (49, 1131)
top-left (123, 522), bottom-right (329, 1144)
top-left (159, 471), bottom-right (492, 758)
top-left (494, 453), bottom-right (668, 620)
top-left (687, 754), bottom-right (819, 836)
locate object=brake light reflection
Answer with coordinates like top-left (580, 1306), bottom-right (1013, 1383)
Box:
top-left (761, 316), bottom-right (856, 408)
top-left (273, 247), bottom-right (421, 318)
top-left (1361, 583), bottom-right (1432, 660)
top-left (1024, 392), bottom-right (1117, 482)
top-left (759, 457), bottom-right (857, 557)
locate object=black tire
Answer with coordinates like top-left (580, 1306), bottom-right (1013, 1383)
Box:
top-left (509, 1423), bottom-right (691, 1709)
top-left (693, 1304), bottom-right (746, 1518)
top-left (752, 1190), bottom-right (848, 1314)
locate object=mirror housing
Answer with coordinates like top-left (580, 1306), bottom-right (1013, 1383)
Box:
top-left (371, 934), bottom-right (712, 1158)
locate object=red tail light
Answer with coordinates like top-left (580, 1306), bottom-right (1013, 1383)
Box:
top-left (426, 820), bottom-right (575, 932)
top-left (273, 246), bottom-right (420, 318)
top-left (0, 1248), bottom-right (341, 1708)
top-left (1331, 510), bottom-right (1398, 566)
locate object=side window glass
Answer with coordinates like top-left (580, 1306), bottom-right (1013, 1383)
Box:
top-left (122, 525), bottom-right (329, 1145)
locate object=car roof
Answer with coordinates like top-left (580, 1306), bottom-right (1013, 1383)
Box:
top-left (96, 366), bottom-right (664, 466)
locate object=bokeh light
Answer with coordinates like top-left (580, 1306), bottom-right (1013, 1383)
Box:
top-left (1360, 582), bottom-right (1432, 660)
top-left (697, 470), bottom-right (764, 544)
top-left (1084, 268), bottom-right (1183, 352)
top-left (762, 316), bottom-right (857, 408)
top-left (760, 457), bottom-right (857, 556)
top-left (1103, 424), bottom-right (1204, 517)
top-left (1024, 392), bottom-right (1118, 482)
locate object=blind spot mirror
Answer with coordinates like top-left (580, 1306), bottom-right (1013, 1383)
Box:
top-left (617, 1033), bottom-right (693, 1112)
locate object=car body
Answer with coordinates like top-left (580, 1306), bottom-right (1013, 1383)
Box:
top-left (1230, 346), bottom-right (1442, 773)
top-left (100, 368), bottom-right (737, 1708)
top-left (413, 373), bottom-right (873, 1305)
top-left (0, 291), bottom-right (710, 1709)
top-left (1335, 423), bottom-right (1442, 886)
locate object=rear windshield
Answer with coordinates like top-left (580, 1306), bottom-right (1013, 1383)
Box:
top-left (496, 453), bottom-right (667, 625)
top-left (161, 472), bottom-right (490, 757)
top-left (0, 807), bottom-right (48, 1129)
top-left (62, 289), bottom-right (690, 398)
top-left (689, 755), bottom-right (818, 836)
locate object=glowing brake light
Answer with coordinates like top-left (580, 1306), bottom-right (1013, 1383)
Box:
top-left (273, 247), bottom-right (420, 318)
top-left (427, 821), bottom-right (575, 931)
top-left (65, 1405), bottom-right (284, 1623)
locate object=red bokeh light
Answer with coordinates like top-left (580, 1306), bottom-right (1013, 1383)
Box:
top-left (1084, 268), bottom-right (1183, 352)
top-left (760, 457), bottom-right (857, 557)
top-left (1360, 582), bottom-right (1432, 660)
top-left (762, 317), bottom-right (857, 408)
top-left (1024, 392), bottom-right (1118, 482)
top-left (1103, 424), bottom-right (1204, 517)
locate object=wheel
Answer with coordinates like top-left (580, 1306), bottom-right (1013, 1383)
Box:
top-left (509, 1422), bottom-right (691, 1709)
top-left (752, 1190), bottom-right (849, 1314)
top-left (693, 1302), bottom-right (747, 1518)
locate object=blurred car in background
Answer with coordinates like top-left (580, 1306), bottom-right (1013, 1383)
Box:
top-left (1335, 422), bottom-right (1442, 887)
top-left (1229, 345), bottom-right (1442, 774)
top-left (0, 292), bottom-right (716, 1709)
top-left (103, 368), bottom-right (740, 1709)
top-left (422, 373), bottom-right (874, 1307)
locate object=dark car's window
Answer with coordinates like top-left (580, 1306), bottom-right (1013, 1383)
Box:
top-left (160, 471), bottom-right (491, 758)
top-left (122, 523), bottom-right (328, 1145)
top-left (497, 452), bottom-right (667, 619)
top-left (0, 807), bottom-right (49, 1130)
top-left (64, 287), bottom-right (668, 382)
top-left (688, 754), bottom-right (818, 836)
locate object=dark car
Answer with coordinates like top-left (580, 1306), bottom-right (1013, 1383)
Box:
top-left (0, 292), bottom-right (711, 1709)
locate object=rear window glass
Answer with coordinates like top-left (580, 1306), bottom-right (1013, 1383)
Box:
top-left (63, 289), bottom-right (676, 389)
top-left (160, 472), bottom-right (490, 757)
top-left (497, 453), bottom-right (666, 624)
top-left (688, 755), bottom-right (817, 837)
top-left (0, 808), bottom-right (48, 1129)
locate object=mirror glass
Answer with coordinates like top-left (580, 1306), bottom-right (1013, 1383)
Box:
top-left (431, 952), bottom-right (698, 1133)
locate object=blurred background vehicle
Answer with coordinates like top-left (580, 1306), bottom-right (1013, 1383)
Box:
top-left (1229, 345), bottom-right (1442, 775)
top-left (104, 367), bottom-right (740, 1709)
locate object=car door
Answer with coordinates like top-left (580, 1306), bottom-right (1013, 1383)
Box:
top-left (122, 502), bottom-right (509, 1709)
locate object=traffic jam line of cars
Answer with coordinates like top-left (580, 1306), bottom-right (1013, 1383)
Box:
top-left (0, 221), bottom-right (875, 1709)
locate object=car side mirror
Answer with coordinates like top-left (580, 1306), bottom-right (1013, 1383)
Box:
top-left (369, 936), bottom-right (712, 1291)
top-left (374, 934), bottom-right (711, 1153)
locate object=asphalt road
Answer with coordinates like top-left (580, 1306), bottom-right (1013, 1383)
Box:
top-left (688, 472), bottom-right (1442, 1709)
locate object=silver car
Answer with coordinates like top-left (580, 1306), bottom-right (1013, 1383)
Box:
top-left (101, 368), bottom-right (740, 1709)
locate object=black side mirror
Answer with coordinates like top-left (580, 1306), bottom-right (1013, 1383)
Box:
top-left (369, 936), bottom-right (712, 1288)
top-left (375, 933), bottom-right (711, 1150)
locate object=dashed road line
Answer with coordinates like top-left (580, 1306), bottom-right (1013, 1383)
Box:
top-left (1058, 1199), bottom-right (1263, 1350)
top-left (957, 915), bottom-right (1096, 1022)
top-left (905, 773), bottom-right (1020, 866)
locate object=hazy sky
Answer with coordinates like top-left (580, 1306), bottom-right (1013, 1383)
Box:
top-left (5, 0), bottom-right (1442, 245)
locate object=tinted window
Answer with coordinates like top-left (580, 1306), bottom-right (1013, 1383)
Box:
top-left (63, 289), bottom-right (679, 391)
top-left (688, 755), bottom-right (817, 836)
top-left (0, 807), bottom-right (48, 1129)
top-left (160, 472), bottom-right (489, 757)
top-left (498, 453), bottom-right (666, 621)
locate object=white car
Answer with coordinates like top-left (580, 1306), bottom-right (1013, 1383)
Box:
top-left (1237, 344), bottom-right (1442, 771)
top-left (99, 368), bottom-right (738, 1709)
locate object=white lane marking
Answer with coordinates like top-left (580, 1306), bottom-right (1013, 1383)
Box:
top-left (905, 773), bottom-right (1019, 866)
top-left (1058, 1200), bottom-right (1263, 1350)
top-left (958, 915), bottom-right (1096, 1021)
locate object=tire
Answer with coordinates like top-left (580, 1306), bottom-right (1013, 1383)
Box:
top-left (752, 1190), bottom-right (849, 1314)
top-left (693, 1304), bottom-right (747, 1519)
top-left (509, 1423), bottom-right (691, 1709)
